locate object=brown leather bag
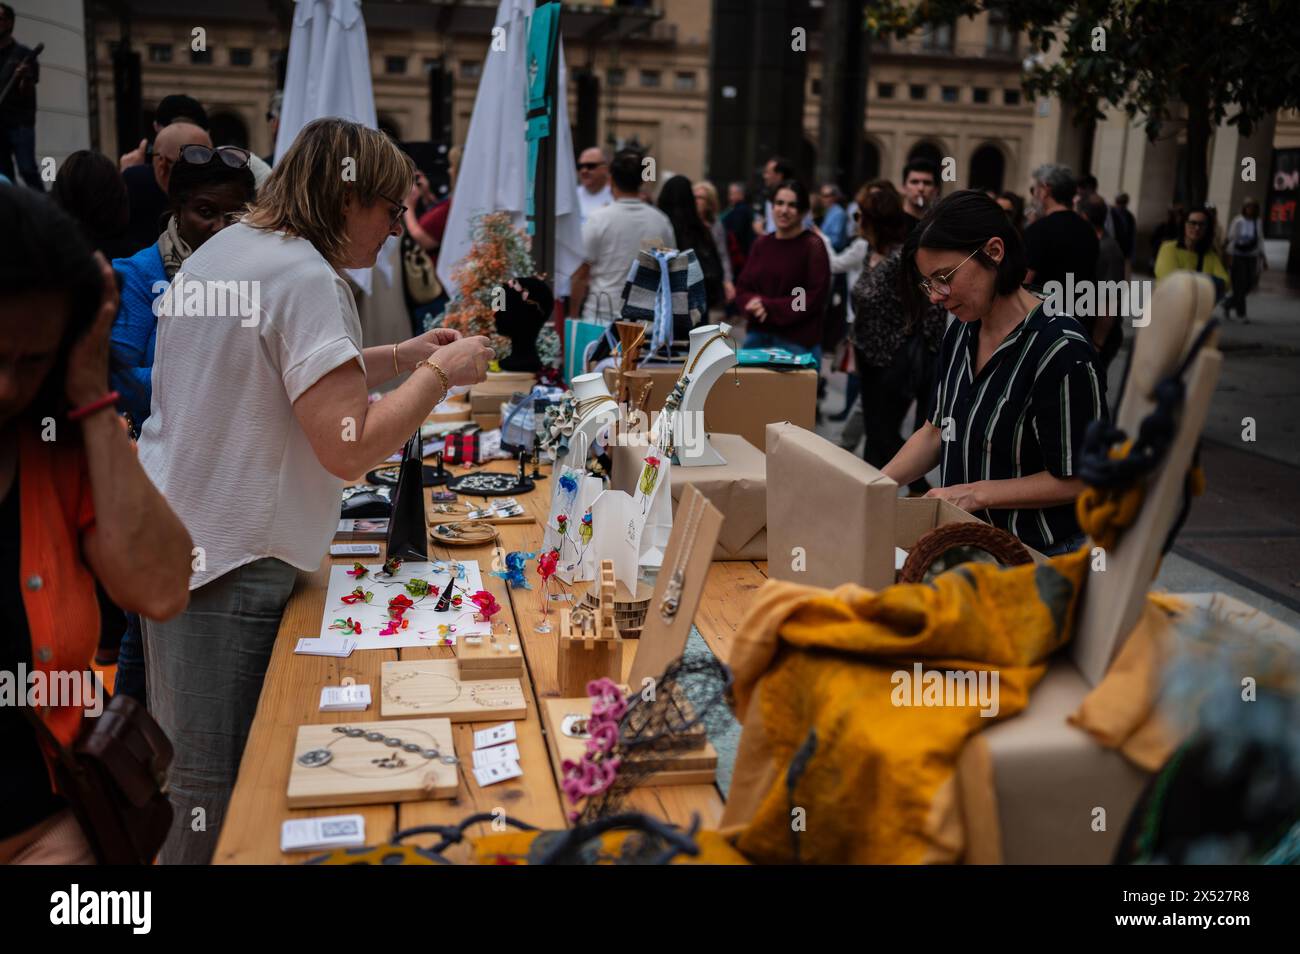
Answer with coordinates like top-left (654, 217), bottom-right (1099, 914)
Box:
top-left (25, 694), bottom-right (174, 864)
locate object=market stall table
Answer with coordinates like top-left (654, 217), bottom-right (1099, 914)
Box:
top-left (214, 457), bottom-right (765, 863)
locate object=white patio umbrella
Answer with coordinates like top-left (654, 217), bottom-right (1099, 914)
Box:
top-left (275, 0), bottom-right (397, 302)
top-left (436, 0), bottom-right (583, 298)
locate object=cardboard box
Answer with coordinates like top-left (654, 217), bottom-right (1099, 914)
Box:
top-left (611, 433), bottom-right (767, 561)
top-left (766, 422), bottom-right (899, 590)
top-left (603, 365), bottom-right (815, 452)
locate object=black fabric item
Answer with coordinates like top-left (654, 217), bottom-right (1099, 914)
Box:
top-left (122, 164), bottom-right (169, 256)
top-left (1024, 209), bottom-right (1099, 292)
top-left (497, 276), bottom-right (551, 373)
top-left (0, 479), bottom-right (67, 841)
top-left (928, 302), bottom-right (1107, 551)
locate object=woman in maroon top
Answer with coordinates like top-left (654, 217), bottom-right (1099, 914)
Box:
top-left (735, 180), bottom-right (830, 361)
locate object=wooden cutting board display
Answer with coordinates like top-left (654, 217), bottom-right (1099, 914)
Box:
top-left (286, 718), bottom-right (458, 808)
top-left (380, 658), bottom-right (527, 721)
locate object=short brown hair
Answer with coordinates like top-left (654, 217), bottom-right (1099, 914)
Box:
top-left (858, 187), bottom-right (906, 251)
top-left (245, 118), bottom-right (414, 268)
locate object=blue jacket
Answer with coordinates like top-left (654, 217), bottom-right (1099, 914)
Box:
top-left (110, 243), bottom-right (166, 428)
top-left (821, 203), bottom-right (849, 252)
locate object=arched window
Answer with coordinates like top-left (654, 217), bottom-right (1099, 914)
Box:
top-left (969, 143), bottom-right (1006, 193)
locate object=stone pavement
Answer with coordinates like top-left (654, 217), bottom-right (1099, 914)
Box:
top-left (817, 261), bottom-right (1300, 628)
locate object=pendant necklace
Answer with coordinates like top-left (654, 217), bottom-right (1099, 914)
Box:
top-left (661, 331), bottom-right (738, 457)
top-left (658, 492), bottom-right (705, 623)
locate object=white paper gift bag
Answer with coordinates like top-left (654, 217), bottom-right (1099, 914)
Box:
top-left (629, 446), bottom-right (672, 570)
top-left (544, 465), bottom-right (605, 584)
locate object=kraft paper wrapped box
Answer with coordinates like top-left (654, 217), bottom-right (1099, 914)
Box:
top-left (610, 433), bottom-right (767, 560)
top-left (765, 422), bottom-right (899, 588)
top-left (603, 366), bottom-right (815, 452)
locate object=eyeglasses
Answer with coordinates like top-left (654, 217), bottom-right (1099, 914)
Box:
top-left (918, 245), bottom-right (984, 298)
top-left (1186, 218), bottom-right (1208, 228)
top-left (577, 162), bottom-right (604, 171)
top-left (377, 192), bottom-right (408, 228)
top-left (178, 144), bottom-right (251, 169)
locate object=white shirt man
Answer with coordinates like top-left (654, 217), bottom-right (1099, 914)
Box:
top-left (575, 147), bottom-right (613, 225)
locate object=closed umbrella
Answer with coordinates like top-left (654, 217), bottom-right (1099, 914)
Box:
top-left (437, 0), bottom-right (582, 298)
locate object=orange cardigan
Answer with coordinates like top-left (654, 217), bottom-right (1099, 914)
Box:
top-left (18, 425), bottom-right (100, 753)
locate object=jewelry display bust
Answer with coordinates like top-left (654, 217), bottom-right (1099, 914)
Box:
top-left (560, 371), bottom-right (620, 474)
top-left (662, 323), bottom-right (737, 468)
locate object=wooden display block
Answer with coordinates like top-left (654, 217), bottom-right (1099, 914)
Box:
top-left (287, 718), bottom-right (458, 808)
top-left (457, 633), bottom-right (524, 680)
top-left (380, 658), bottom-right (527, 721)
top-left (557, 608), bottom-right (624, 696)
top-left (556, 562), bottom-right (625, 696)
top-left (540, 698), bottom-right (717, 786)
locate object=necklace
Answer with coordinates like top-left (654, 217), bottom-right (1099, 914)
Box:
top-left (660, 331), bottom-right (738, 456)
top-left (296, 725), bottom-right (459, 768)
top-left (675, 330), bottom-right (738, 385)
top-left (574, 394), bottom-right (618, 420)
top-left (658, 492), bottom-right (705, 623)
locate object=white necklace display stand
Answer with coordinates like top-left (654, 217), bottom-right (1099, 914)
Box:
top-left (670, 323), bottom-right (737, 468)
top-left (558, 371), bottom-right (620, 475)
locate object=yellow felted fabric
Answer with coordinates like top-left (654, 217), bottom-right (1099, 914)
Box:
top-left (1068, 592), bottom-right (1187, 772)
top-left (722, 549), bottom-right (1089, 865)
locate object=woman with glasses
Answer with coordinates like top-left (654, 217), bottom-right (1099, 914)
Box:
top-left (136, 118), bottom-right (494, 864)
top-left (882, 190), bottom-right (1107, 556)
top-left (106, 147), bottom-right (256, 704)
top-left (1155, 205), bottom-right (1231, 303)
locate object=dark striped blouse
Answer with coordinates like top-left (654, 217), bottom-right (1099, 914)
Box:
top-left (927, 301), bottom-right (1106, 551)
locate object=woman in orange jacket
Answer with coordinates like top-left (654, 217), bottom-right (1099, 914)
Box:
top-left (0, 186), bottom-right (192, 864)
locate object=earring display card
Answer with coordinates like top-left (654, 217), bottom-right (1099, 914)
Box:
top-left (539, 698), bottom-right (717, 786)
top-left (627, 485), bottom-right (723, 688)
top-left (286, 718), bottom-right (458, 808)
top-left (321, 560), bottom-right (491, 650)
top-left (380, 659), bottom-right (527, 721)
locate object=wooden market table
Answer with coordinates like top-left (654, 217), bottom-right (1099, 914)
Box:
top-left (214, 457), bottom-right (767, 863)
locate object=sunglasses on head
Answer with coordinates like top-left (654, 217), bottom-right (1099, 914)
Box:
top-left (178, 144), bottom-right (252, 169)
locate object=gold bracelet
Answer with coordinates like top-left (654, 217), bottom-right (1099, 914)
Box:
top-left (392, 343), bottom-right (401, 377)
top-left (415, 358), bottom-right (451, 398)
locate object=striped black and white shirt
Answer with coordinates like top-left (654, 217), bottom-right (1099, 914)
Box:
top-left (928, 302), bottom-right (1106, 551)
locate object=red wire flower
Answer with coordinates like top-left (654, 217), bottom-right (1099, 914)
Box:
top-left (538, 548), bottom-right (559, 581)
top-left (470, 590), bottom-right (501, 620)
top-left (341, 587), bottom-right (372, 605)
